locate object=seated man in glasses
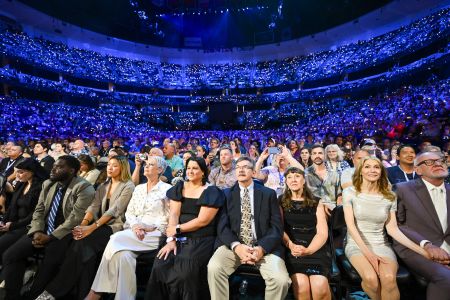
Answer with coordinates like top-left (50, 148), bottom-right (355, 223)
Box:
top-left (207, 156), bottom-right (290, 300)
top-left (393, 151), bottom-right (450, 300)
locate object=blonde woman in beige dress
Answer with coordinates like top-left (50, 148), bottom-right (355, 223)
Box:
top-left (343, 156), bottom-right (430, 300)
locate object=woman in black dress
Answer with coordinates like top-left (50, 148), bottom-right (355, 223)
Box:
top-left (0, 159), bottom-right (47, 261)
top-left (280, 167), bottom-right (331, 300)
top-left (146, 157), bottom-right (225, 300)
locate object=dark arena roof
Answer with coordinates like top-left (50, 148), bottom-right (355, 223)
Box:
top-left (18, 0), bottom-right (391, 49)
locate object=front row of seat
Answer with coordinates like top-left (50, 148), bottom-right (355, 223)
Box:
top-left (68, 206), bottom-right (429, 299)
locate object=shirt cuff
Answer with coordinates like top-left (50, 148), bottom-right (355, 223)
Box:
top-left (420, 240), bottom-right (431, 248)
top-left (231, 241), bottom-right (241, 251)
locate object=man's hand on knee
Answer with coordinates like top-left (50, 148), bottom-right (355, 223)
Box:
top-left (32, 232), bottom-right (52, 248)
top-left (424, 243), bottom-right (450, 262)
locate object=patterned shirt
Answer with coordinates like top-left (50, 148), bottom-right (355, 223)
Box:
top-left (125, 181), bottom-right (171, 234)
top-left (209, 165), bottom-right (237, 190)
top-left (305, 165), bottom-right (342, 209)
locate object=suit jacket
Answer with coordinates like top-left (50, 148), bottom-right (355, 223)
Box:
top-left (86, 179), bottom-right (135, 233)
top-left (393, 178), bottom-right (450, 258)
top-left (0, 155), bottom-right (24, 178)
top-left (216, 182), bottom-right (284, 257)
top-left (28, 176), bottom-right (95, 239)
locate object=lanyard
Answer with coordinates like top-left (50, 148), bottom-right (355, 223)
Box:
top-left (4, 159), bottom-right (15, 173)
top-left (399, 166), bottom-right (415, 182)
top-left (278, 169), bottom-right (284, 186)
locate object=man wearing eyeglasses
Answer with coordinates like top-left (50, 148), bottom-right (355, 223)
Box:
top-left (393, 151), bottom-right (450, 300)
top-left (207, 156), bottom-right (290, 300)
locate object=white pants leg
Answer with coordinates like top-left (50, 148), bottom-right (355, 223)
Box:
top-left (91, 250), bottom-right (138, 300)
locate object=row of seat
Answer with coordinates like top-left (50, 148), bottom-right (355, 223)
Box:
top-left (26, 205), bottom-right (428, 299)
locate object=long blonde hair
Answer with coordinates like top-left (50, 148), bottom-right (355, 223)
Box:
top-left (352, 156), bottom-right (395, 201)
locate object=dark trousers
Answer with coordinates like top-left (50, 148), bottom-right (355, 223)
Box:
top-left (45, 226), bottom-right (113, 300)
top-left (2, 234), bottom-right (72, 300)
top-left (0, 227), bottom-right (27, 264)
top-left (401, 250), bottom-right (450, 300)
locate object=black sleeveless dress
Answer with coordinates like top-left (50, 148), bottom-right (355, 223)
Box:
top-left (146, 182), bottom-right (225, 300)
top-left (283, 200), bottom-right (331, 277)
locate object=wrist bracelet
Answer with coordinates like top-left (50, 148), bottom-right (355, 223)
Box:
top-left (95, 221), bottom-right (100, 228)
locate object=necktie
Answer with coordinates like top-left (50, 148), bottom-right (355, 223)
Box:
top-left (431, 187), bottom-right (447, 233)
top-left (47, 187), bottom-right (63, 235)
top-left (239, 188), bottom-right (253, 246)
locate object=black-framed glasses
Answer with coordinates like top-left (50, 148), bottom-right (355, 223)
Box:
top-left (417, 158), bottom-right (446, 167)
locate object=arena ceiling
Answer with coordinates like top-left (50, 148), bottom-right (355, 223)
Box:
top-left (18, 0), bottom-right (391, 49)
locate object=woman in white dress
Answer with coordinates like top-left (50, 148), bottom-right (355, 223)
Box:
top-left (86, 156), bottom-right (171, 300)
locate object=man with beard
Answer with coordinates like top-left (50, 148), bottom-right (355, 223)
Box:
top-left (1, 155), bottom-right (95, 300)
top-left (393, 151), bottom-right (450, 299)
top-left (387, 144), bottom-right (419, 187)
top-left (305, 145), bottom-right (341, 215)
top-left (209, 146), bottom-right (237, 189)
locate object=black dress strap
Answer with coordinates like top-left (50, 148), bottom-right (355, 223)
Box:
top-left (197, 185), bottom-right (225, 208)
top-left (166, 181), bottom-right (184, 201)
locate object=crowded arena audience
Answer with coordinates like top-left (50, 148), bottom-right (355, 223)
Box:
top-left (0, 5), bottom-right (449, 300)
top-left (0, 8), bottom-right (448, 89)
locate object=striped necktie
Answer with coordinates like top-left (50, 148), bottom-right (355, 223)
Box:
top-left (47, 187), bottom-right (63, 235)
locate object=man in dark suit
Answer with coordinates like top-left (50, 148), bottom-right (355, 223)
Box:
top-left (1, 155), bottom-right (95, 300)
top-left (393, 151), bottom-right (450, 300)
top-left (0, 145), bottom-right (24, 181)
top-left (207, 156), bottom-right (290, 300)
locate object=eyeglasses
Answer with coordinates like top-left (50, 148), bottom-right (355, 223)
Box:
top-left (236, 165), bottom-right (253, 170)
top-left (417, 158), bottom-right (446, 167)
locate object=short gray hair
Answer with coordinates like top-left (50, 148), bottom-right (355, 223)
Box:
top-left (150, 156), bottom-right (168, 175)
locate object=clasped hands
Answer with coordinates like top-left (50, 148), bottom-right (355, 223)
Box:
top-left (424, 243), bottom-right (450, 266)
top-left (234, 244), bottom-right (265, 265)
top-left (72, 225), bottom-right (95, 240)
top-left (287, 241), bottom-right (311, 258)
top-left (31, 231), bottom-right (52, 248)
top-left (132, 223), bottom-right (156, 241)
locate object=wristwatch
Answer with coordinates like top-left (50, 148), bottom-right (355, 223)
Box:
top-left (176, 224), bottom-right (181, 235)
top-left (166, 236), bottom-right (176, 243)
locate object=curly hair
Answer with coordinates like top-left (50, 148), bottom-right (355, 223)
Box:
top-left (352, 156), bottom-right (396, 201)
top-left (325, 144), bottom-right (345, 162)
top-left (280, 167), bottom-right (318, 210)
